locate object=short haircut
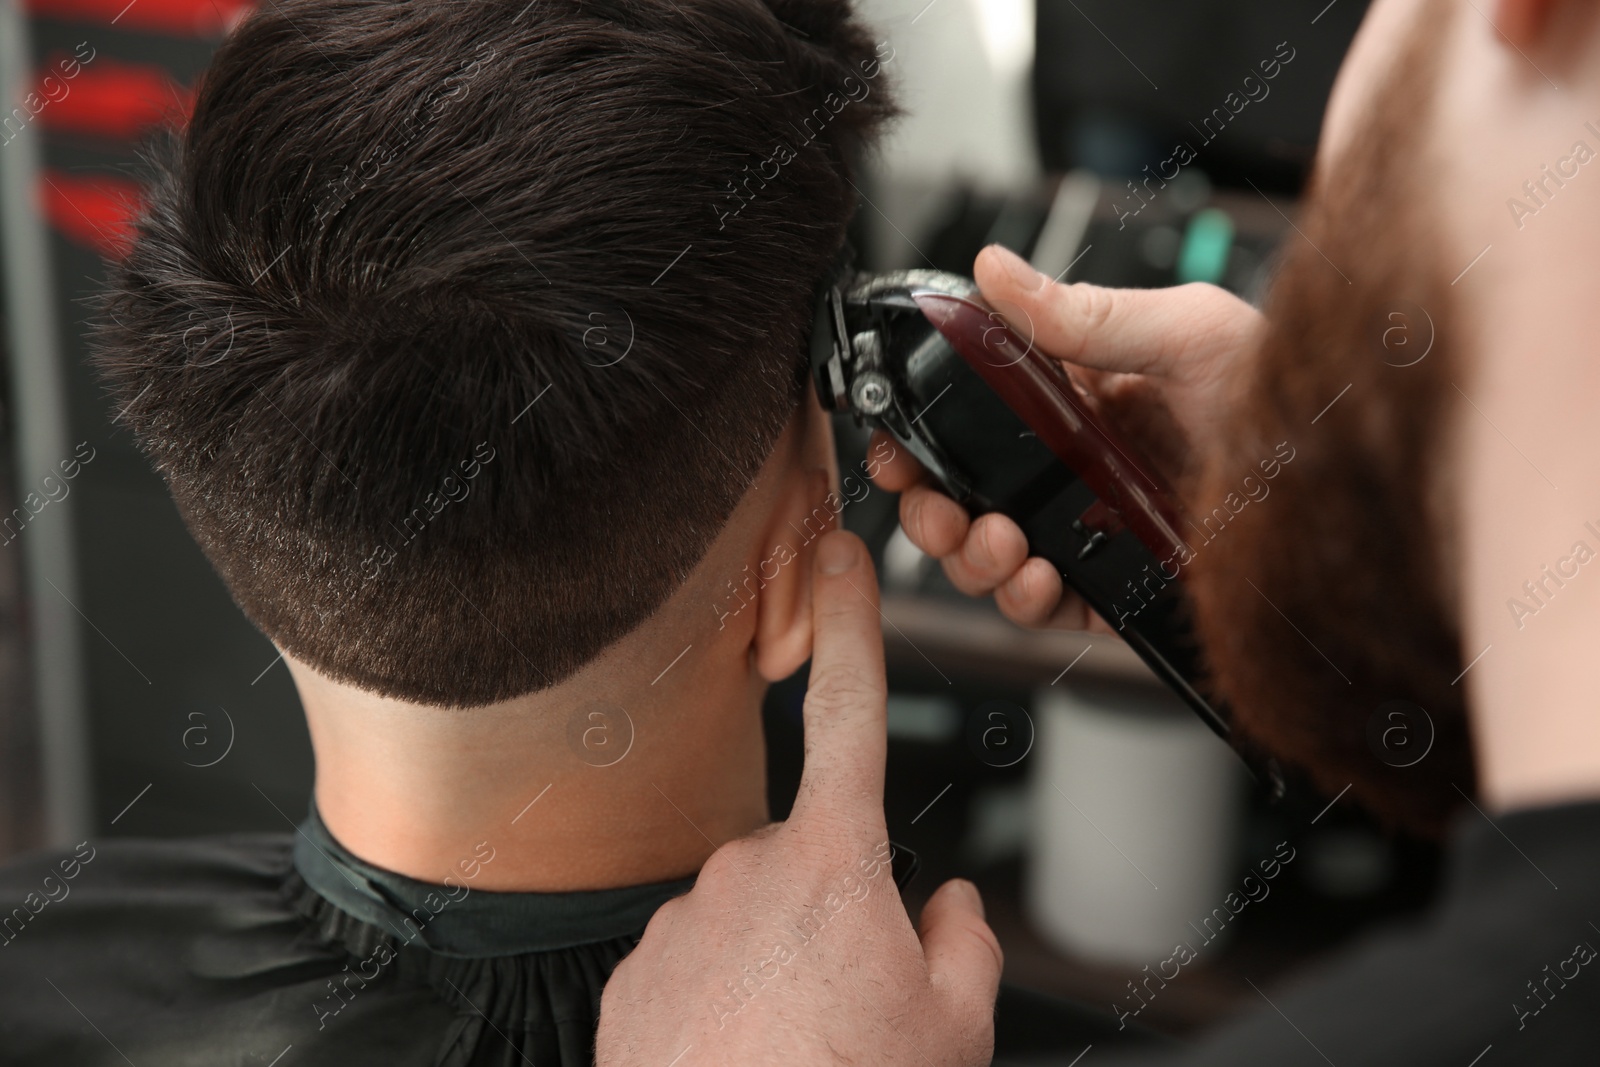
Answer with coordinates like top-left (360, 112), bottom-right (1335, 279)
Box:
top-left (92, 0), bottom-right (895, 706)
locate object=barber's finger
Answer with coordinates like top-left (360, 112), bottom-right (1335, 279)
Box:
top-left (996, 559), bottom-right (1120, 634)
top-left (974, 244), bottom-right (1242, 377)
top-left (939, 513), bottom-right (1029, 597)
top-left (900, 485), bottom-right (970, 559)
top-left (793, 530), bottom-right (889, 821)
top-left (866, 429), bottom-right (926, 492)
top-left (918, 879), bottom-right (1004, 1023)
top-left (993, 558), bottom-right (1069, 626)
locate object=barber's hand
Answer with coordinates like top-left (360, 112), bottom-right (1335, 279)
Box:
top-left (596, 530), bottom-right (1003, 1067)
top-left (872, 242), bottom-right (1262, 632)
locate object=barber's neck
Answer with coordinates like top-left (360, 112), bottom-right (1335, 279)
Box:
top-left (1450, 171), bottom-right (1600, 816)
top-left (1408, 0), bottom-right (1600, 817)
top-left (1453, 277), bottom-right (1600, 816)
top-left (286, 617), bottom-right (769, 892)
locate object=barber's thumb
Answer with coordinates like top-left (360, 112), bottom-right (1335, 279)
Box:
top-left (919, 878), bottom-right (1004, 1007)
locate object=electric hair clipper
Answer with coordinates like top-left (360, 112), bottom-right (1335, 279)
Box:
top-left (811, 267), bottom-right (1242, 754)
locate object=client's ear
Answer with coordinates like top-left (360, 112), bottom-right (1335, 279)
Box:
top-left (753, 466), bottom-right (837, 682)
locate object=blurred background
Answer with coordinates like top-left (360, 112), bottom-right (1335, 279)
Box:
top-left (0, 0), bottom-right (1447, 1045)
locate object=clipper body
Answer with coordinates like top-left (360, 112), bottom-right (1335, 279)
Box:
top-left (811, 269), bottom-right (1231, 743)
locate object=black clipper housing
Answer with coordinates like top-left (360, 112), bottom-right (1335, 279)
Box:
top-left (810, 267), bottom-right (1260, 772)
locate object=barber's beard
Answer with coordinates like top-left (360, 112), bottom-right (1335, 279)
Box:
top-left (1185, 5), bottom-right (1475, 837)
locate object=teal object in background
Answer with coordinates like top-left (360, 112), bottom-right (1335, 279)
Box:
top-left (1176, 208), bottom-right (1235, 285)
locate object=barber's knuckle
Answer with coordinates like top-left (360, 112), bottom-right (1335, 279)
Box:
top-left (701, 839), bottom-right (757, 885)
top-left (991, 517), bottom-right (1027, 567)
top-left (1177, 280), bottom-right (1224, 306)
top-left (1072, 284), bottom-right (1117, 349)
top-left (805, 664), bottom-right (880, 711)
top-left (817, 595), bottom-right (874, 636)
top-left (1185, 282), bottom-right (1257, 344)
top-left (942, 555), bottom-right (990, 596)
top-left (999, 582), bottom-right (1043, 625)
top-left (905, 489), bottom-right (955, 547)
top-left (901, 492), bottom-right (928, 543)
top-left (650, 893), bottom-right (687, 921)
top-left (964, 517), bottom-right (996, 568)
top-left (632, 898), bottom-right (682, 946)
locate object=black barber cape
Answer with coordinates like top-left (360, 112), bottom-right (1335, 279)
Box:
top-left (2, 802), bottom-right (1599, 1066)
top-left (0, 804), bottom-right (693, 1066)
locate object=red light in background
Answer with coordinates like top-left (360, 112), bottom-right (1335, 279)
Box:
top-left (36, 55), bottom-right (192, 139)
top-left (39, 170), bottom-right (142, 260)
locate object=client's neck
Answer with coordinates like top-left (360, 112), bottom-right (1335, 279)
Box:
top-left (288, 629), bottom-right (770, 892)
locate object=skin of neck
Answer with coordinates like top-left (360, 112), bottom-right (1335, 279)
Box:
top-left (286, 390), bottom-right (841, 891)
top-left (1335, 0), bottom-right (1600, 814)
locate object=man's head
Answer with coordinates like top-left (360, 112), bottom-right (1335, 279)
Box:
top-left (1190, 0), bottom-right (1600, 833)
top-left (94, 0), bottom-right (894, 707)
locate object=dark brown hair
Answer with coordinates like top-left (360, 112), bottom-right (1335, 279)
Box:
top-left (92, 0), bottom-right (895, 706)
